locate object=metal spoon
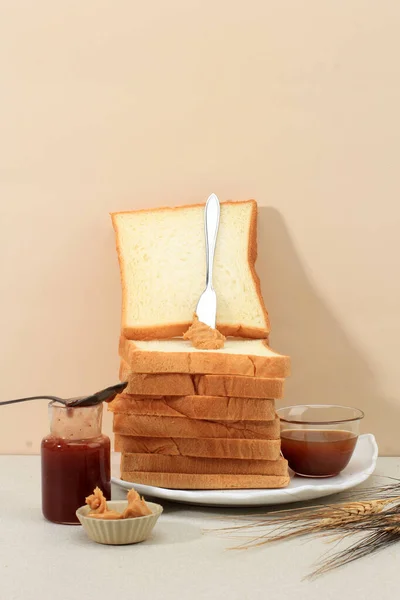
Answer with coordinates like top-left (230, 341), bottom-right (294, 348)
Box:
top-left (0, 381), bottom-right (128, 408)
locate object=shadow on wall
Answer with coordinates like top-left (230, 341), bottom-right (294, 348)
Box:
top-left (257, 206), bottom-right (397, 456)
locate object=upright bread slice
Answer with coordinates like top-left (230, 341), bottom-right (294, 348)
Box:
top-left (119, 337), bottom-right (290, 377)
top-left (115, 435), bottom-right (281, 460)
top-left (109, 393), bottom-right (275, 421)
top-left (121, 472), bottom-right (290, 489)
top-left (113, 414), bottom-right (280, 439)
top-left (120, 360), bottom-right (284, 399)
top-left (121, 453), bottom-right (288, 476)
top-left (111, 200), bottom-right (269, 340)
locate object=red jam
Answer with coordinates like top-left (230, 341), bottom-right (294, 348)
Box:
top-left (41, 434), bottom-right (111, 524)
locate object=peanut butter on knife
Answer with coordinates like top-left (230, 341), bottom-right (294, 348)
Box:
top-left (183, 314), bottom-right (226, 350)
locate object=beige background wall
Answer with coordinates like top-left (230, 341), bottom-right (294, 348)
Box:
top-left (1, 1), bottom-right (399, 454)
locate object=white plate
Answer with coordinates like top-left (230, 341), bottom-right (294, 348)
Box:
top-left (111, 433), bottom-right (378, 507)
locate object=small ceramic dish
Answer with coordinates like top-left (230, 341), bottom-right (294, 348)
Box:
top-left (76, 500), bottom-right (163, 545)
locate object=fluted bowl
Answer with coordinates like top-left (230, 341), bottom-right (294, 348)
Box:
top-left (76, 500), bottom-right (163, 545)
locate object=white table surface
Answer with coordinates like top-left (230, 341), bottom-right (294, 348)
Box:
top-left (1, 455), bottom-right (400, 600)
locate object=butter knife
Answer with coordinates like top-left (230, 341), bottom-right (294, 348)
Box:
top-left (195, 193), bottom-right (220, 328)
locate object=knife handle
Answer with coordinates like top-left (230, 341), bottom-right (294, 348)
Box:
top-left (204, 193), bottom-right (220, 288)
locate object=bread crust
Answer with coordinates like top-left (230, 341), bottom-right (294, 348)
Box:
top-left (195, 375), bottom-right (284, 398)
top-left (119, 336), bottom-right (290, 377)
top-left (113, 414), bottom-right (280, 439)
top-left (245, 199), bottom-right (271, 334)
top-left (121, 453), bottom-right (288, 475)
top-left (119, 360), bottom-right (284, 398)
top-left (114, 435), bottom-right (281, 460)
top-left (111, 200), bottom-right (270, 340)
top-left (123, 324), bottom-right (269, 340)
top-left (120, 471), bottom-right (290, 489)
top-left (108, 393), bottom-right (275, 421)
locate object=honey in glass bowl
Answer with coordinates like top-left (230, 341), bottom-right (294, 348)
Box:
top-left (277, 405), bottom-right (364, 478)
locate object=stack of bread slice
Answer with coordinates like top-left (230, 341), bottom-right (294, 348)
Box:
top-left (110, 337), bottom-right (290, 488)
top-left (110, 200), bottom-right (291, 489)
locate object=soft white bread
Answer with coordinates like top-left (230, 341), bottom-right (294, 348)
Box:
top-left (108, 393), bottom-right (276, 421)
top-left (120, 360), bottom-right (284, 398)
top-left (121, 453), bottom-right (288, 476)
top-left (115, 435), bottom-right (281, 460)
top-left (111, 200), bottom-right (269, 340)
top-left (120, 472), bottom-right (290, 489)
top-left (119, 337), bottom-right (290, 377)
top-left (113, 414), bottom-right (280, 439)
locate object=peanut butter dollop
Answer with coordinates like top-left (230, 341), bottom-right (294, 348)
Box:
top-left (183, 314), bottom-right (226, 349)
top-left (85, 487), bottom-right (152, 520)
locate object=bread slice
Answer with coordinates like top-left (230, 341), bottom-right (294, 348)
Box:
top-left (111, 200), bottom-right (269, 340)
top-left (109, 393), bottom-right (275, 421)
top-left (120, 367), bottom-right (196, 396)
top-left (119, 337), bottom-right (290, 378)
top-left (121, 453), bottom-right (288, 476)
top-left (195, 375), bottom-right (284, 399)
top-left (120, 360), bottom-right (284, 399)
top-left (120, 471), bottom-right (290, 489)
top-left (115, 435), bottom-right (281, 460)
top-left (113, 414), bottom-right (280, 439)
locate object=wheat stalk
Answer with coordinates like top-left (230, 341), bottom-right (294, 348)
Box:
top-left (308, 509), bottom-right (400, 579)
top-left (208, 498), bottom-right (399, 550)
top-left (205, 482), bottom-right (400, 577)
top-left (206, 479), bottom-right (400, 578)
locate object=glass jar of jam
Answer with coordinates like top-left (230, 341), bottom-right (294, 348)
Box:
top-left (41, 402), bottom-right (111, 524)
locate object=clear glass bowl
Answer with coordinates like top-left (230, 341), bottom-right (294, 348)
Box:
top-left (277, 405), bottom-right (364, 478)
